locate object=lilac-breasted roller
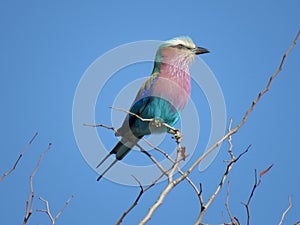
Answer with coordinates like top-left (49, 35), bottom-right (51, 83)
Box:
top-left (96, 37), bottom-right (209, 181)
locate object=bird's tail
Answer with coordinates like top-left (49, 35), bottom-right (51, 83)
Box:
top-left (96, 138), bottom-right (140, 181)
top-left (111, 140), bottom-right (136, 160)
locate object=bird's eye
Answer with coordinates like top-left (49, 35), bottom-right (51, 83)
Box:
top-left (177, 44), bottom-right (185, 49)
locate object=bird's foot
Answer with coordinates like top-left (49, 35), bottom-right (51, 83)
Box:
top-left (169, 128), bottom-right (182, 143)
top-left (151, 119), bottom-right (163, 128)
top-left (168, 128), bottom-right (179, 135)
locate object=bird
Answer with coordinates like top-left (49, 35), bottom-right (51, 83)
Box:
top-left (96, 36), bottom-right (209, 181)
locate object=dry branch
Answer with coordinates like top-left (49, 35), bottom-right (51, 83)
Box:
top-left (241, 165), bottom-right (273, 225)
top-left (225, 181), bottom-right (240, 225)
top-left (278, 196), bottom-right (292, 225)
top-left (0, 132), bottom-right (38, 183)
top-left (115, 176), bottom-right (144, 225)
top-left (23, 143), bottom-right (52, 225)
top-left (115, 165), bottom-right (179, 225)
top-left (83, 123), bottom-right (119, 135)
top-left (194, 145), bottom-right (250, 225)
top-left (143, 137), bottom-right (200, 197)
top-left (37, 195), bottom-right (73, 225)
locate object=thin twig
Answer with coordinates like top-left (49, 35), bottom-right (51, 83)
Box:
top-left (225, 181), bottom-right (240, 225)
top-left (115, 176), bottom-right (144, 225)
top-left (110, 106), bottom-right (180, 133)
top-left (23, 143), bottom-right (52, 225)
top-left (110, 107), bottom-right (152, 122)
top-left (278, 196), bottom-right (292, 225)
top-left (54, 195), bottom-right (74, 221)
top-left (142, 138), bottom-right (172, 162)
top-left (143, 137), bottom-right (200, 195)
top-left (139, 181), bottom-right (174, 225)
top-left (37, 195), bottom-right (73, 225)
top-left (195, 145), bottom-right (250, 225)
top-left (168, 130), bottom-right (183, 182)
top-left (0, 132), bottom-right (38, 183)
top-left (227, 119), bottom-right (235, 160)
top-left (116, 165), bottom-right (177, 225)
top-left (199, 183), bottom-right (205, 211)
top-left (224, 132), bottom-right (243, 225)
top-left (241, 169), bottom-right (258, 225)
top-left (241, 164), bottom-right (273, 225)
top-left (135, 143), bottom-right (168, 176)
top-left (83, 123), bottom-right (119, 135)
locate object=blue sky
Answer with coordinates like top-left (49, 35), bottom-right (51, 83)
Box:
top-left (0, 1), bottom-right (299, 224)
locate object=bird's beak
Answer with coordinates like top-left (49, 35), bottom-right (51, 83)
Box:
top-left (194, 46), bottom-right (210, 55)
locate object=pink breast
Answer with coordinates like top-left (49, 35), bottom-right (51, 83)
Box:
top-left (151, 63), bottom-right (191, 111)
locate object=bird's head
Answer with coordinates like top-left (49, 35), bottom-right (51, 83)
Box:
top-left (154, 36), bottom-right (209, 70)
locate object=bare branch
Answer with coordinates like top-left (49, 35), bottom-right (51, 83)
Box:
top-left (143, 137), bottom-right (199, 195)
top-left (83, 123), bottom-right (119, 135)
top-left (110, 106), bottom-right (153, 123)
top-left (135, 143), bottom-right (168, 176)
top-left (139, 181), bottom-right (174, 225)
top-left (37, 195), bottom-right (73, 225)
top-left (110, 106), bottom-right (180, 134)
top-left (54, 195), bottom-right (74, 221)
top-left (225, 181), bottom-right (240, 225)
top-left (278, 196), bottom-right (292, 225)
top-left (168, 129), bottom-right (183, 182)
top-left (241, 164), bottom-right (273, 225)
top-left (142, 138), bottom-right (171, 159)
top-left (37, 197), bottom-right (54, 223)
top-left (0, 132), bottom-right (38, 183)
top-left (115, 176), bottom-right (144, 225)
top-left (116, 165), bottom-right (177, 225)
top-left (198, 183), bottom-right (205, 211)
top-left (195, 145), bottom-right (250, 225)
top-left (227, 119), bottom-right (235, 160)
top-left (241, 169), bottom-right (258, 225)
top-left (23, 143), bottom-right (52, 225)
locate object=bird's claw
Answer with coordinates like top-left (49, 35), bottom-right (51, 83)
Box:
top-left (168, 128), bottom-right (179, 135)
top-left (151, 119), bottom-right (163, 127)
top-left (169, 128), bottom-right (182, 143)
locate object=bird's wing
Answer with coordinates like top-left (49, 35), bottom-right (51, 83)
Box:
top-left (134, 72), bottom-right (159, 102)
top-left (117, 72), bottom-right (158, 137)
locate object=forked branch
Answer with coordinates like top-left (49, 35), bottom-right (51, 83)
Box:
top-left (37, 195), bottom-right (73, 225)
top-left (241, 165), bottom-right (273, 225)
top-left (23, 143), bottom-right (52, 225)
